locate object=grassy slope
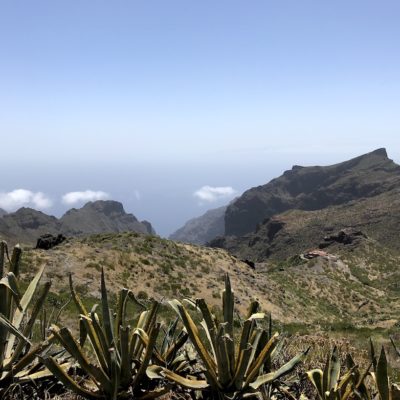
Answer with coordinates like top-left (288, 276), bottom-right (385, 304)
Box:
top-left (18, 232), bottom-right (400, 339)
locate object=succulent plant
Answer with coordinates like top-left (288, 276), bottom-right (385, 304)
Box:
top-left (148, 274), bottom-right (308, 399)
top-left (0, 241), bottom-right (52, 391)
top-left (41, 269), bottom-right (163, 400)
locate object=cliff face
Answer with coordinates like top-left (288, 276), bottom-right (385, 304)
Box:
top-left (169, 206), bottom-right (226, 245)
top-left (225, 148), bottom-right (400, 236)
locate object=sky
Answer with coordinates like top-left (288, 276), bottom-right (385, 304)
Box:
top-left (0, 1), bottom-right (400, 235)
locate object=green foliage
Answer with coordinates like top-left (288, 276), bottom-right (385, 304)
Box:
top-left (41, 269), bottom-right (163, 400)
top-left (306, 346), bottom-right (371, 400)
top-left (0, 241), bottom-right (52, 391)
top-left (148, 274), bottom-right (308, 399)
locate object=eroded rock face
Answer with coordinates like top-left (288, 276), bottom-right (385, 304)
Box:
top-left (319, 229), bottom-right (367, 248)
top-left (225, 148), bottom-right (400, 236)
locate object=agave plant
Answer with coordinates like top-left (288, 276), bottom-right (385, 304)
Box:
top-left (41, 269), bottom-right (163, 400)
top-left (151, 318), bottom-right (195, 374)
top-left (148, 274), bottom-right (308, 399)
top-left (0, 241), bottom-right (52, 390)
top-left (306, 346), bottom-right (371, 400)
top-left (369, 340), bottom-right (400, 400)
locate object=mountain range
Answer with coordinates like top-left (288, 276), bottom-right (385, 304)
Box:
top-left (0, 200), bottom-right (155, 245)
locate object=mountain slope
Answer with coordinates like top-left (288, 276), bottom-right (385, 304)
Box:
top-left (225, 148), bottom-right (400, 236)
top-left (20, 232), bottom-right (400, 330)
top-left (169, 205), bottom-right (226, 244)
top-left (212, 186), bottom-right (400, 261)
top-left (0, 200), bottom-right (155, 245)
top-left (0, 208), bottom-right (7, 217)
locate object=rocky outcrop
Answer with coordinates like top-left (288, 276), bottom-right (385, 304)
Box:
top-left (225, 148), bottom-right (400, 236)
top-left (319, 229), bottom-right (367, 248)
top-left (0, 201), bottom-right (155, 246)
top-left (141, 220), bottom-right (156, 235)
top-left (36, 233), bottom-right (66, 250)
top-left (60, 201), bottom-right (151, 236)
top-left (169, 206), bottom-right (226, 245)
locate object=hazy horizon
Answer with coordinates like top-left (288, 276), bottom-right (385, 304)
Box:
top-left (1, 1), bottom-right (400, 235)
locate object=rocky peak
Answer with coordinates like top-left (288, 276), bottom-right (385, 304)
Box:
top-left (82, 200), bottom-right (126, 216)
top-left (225, 149), bottom-right (400, 236)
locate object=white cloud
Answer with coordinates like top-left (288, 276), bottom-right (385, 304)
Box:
top-left (193, 185), bottom-right (237, 203)
top-left (62, 190), bottom-right (109, 205)
top-left (0, 189), bottom-right (52, 211)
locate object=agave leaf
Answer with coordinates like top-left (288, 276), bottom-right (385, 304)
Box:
top-left (80, 316), bottom-right (110, 373)
top-left (132, 323), bottom-right (160, 387)
top-left (0, 273), bottom-right (21, 304)
top-left (69, 274), bottom-right (89, 316)
top-left (5, 281), bottom-right (51, 368)
top-left (100, 268), bottom-right (115, 348)
top-left (9, 245), bottom-right (22, 277)
top-left (222, 274), bottom-right (235, 374)
top-left (232, 345), bottom-right (253, 390)
top-left (250, 347), bottom-right (309, 389)
top-left (52, 325), bottom-right (112, 393)
top-left (119, 325), bottom-right (131, 388)
top-left (375, 347), bottom-right (390, 400)
top-left (244, 332), bottom-right (279, 387)
top-left (306, 369), bottom-right (324, 400)
top-left (0, 313), bottom-right (31, 346)
top-left (173, 301), bottom-right (220, 389)
top-left (329, 346), bottom-right (341, 391)
top-left (1, 336), bottom-right (54, 382)
top-left (197, 299), bottom-right (218, 359)
top-left (5, 264), bottom-right (45, 360)
top-left (41, 356), bottom-right (102, 399)
top-left (215, 325), bottom-right (233, 386)
top-left (147, 365), bottom-right (209, 389)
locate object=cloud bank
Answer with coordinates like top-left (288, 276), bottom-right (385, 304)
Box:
top-left (62, 190), bottom-right (109, 205)
top-left (193, 185), bottom-right (237, 203)
top-left (0, 189), bottom-right (52, 211)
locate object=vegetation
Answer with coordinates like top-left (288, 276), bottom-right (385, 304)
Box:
top-left (0, 241), bottom-right (399, 399)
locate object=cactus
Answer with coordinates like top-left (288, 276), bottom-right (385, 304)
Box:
top-left (148, 274), bottom-right (308, 399)
top-left (41, 269), bottom-right (164, 400)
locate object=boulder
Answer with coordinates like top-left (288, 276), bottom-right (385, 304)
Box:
top-left (36, 233), bottom-right (66, 250)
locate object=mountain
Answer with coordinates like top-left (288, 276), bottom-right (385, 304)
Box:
top-left (225, 148), bottom-right (400, 236)
top-left (60, 201), bottom-right (152, 236)
top-left (0, 209), bottom-right (7, 217)
top-left (211, 187), bottom-right (400, 261)
top-left (169, 205), bottom-right (226, 244)
top-left (0, 208), bottom-right (59, 244)
top-left (212, 148), bottom-right (400, 261)
top-left (0, 200), bottom-right (155, 245)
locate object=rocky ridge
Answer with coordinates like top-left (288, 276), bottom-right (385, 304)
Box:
top-left (0, 200), bottom-right (155, 245)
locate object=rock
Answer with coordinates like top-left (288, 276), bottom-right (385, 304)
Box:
top-left (36, 233), bottom-right (66, 250)
top-left (320, 228), bottom-right (367, 248)
top-left (242, 259), bottom-right (256, 269)
top-left (141, 220), bottom-right (156, 235)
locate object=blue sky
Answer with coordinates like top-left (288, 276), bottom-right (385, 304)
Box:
top-left (0, 1), bottom-right (400, 235)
